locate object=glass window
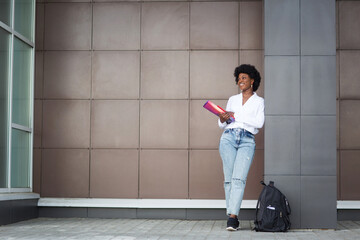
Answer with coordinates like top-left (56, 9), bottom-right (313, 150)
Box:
top-left (10, 128), bottom-right (30, 188)
top-left (0, 0), bottom-right (12, 26)
top-left (14, 0), bottom-right (34, 41)
top-left (0, 28), bottom-right (9, 188)
top-left (0, 0), bottom-right (34, 191)
top-left (12, 37), bottom-right (31, 128)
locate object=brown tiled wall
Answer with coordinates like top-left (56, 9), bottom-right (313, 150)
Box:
top-left (337, 1), bottom-right (360, 200)
top-left (33, 0), bottom-right (264, 199)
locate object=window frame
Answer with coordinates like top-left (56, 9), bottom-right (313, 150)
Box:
top-left (0, 0), bottom-right (35, 193)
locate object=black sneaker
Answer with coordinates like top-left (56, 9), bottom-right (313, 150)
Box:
top-left (226, 217), bottom-right (240, 231)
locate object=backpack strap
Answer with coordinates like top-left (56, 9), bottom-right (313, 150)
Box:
top-left (255, 181), bottom-right (267, 223)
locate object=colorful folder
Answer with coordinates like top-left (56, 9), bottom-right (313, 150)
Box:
top-left (203, 100), bottom-right (235, 123)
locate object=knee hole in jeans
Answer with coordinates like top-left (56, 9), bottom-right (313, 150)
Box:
top-left (232, 178), bottom-right (246, 185)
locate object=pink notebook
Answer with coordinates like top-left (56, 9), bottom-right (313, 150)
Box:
top-left (203, 100), bottom-right (235, 123)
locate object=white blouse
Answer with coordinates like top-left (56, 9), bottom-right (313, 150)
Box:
top-left (218, 92), bottom-right (265, 134)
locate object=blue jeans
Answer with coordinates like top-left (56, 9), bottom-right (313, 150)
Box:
top-left (219, 128), bottom-right (256, 216)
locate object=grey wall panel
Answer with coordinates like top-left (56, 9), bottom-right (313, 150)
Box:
top-left (265, 116), bottom-right (301, 175)
top-left (137, 209), bottom-right (186, 219)
top-left (264, 175), bottom-right (301, 228)
top-left (39, 207), bottom-right (88, 218)
top-left (11, 199), bottom-right (39, 223)
top-left (265, 56), bottom-right (300, 115)
top-left (301, 56), bottom-right (336, 115)
top-left (88, 208), bottom-right (137, 219)
top-left (301, 176), bottom-right (337, 228)
top-left (301, 0), bottom-right (336, 55)
top-left (301, 116), bottom-right (336, 176)
top-left (186, 209), bottom-right (228, 220)
top-left (0, 201), bottom-right (12, 225)
top-left (264, 0), bottom-right (300, 55)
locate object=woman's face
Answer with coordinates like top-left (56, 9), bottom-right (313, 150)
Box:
top-left (237, 73), bottom-right (254, 92)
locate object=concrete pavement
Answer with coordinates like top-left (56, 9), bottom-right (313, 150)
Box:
top-left (0, 218), bottom-right (360, 240)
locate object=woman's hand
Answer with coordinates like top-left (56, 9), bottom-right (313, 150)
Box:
top-left (219, 112), bottom-right (234, 123)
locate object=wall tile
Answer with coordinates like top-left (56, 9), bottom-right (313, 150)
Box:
top-left (33, 149), bottom-right (41, 194)
top-left (140, 100), bottom-right (188, 148)
top-left (141, 2), bottom-right (189, 50)
top-left (240, 1), bottom-right (263, 50)
top-left (186, 209), bottom-right (228, 220)
top-left (88, 209), bottom-right (136, 219)
top-left (301, 56), bottom-right (336, 115)
top-left (339, 100), bottom-right (360, 149)
top-left (339, 50), bottom-right (360, 99)
top-left (264, 0), bottom-right (299, 55)
top-left (35, 3), bottom-right (44, 50)
top-left (90, 149), bottom-right (138, 198)
top-left (337, 150), bottom-right (340, 200)
top-left (189, 100), bottom-right (226, 149)
top-left (336, 1), bottom-right (339, 50)
top-left (301, 0), bottom-right (336, 55)
top-left (301, 176), bottom-right (337, 229)
top-left (92, 51), bottom-right (140, 99)
top-left (43, 100), bottom-right (90, 148)
top-left (336, 50), bottom-right (339, 100)
top-left (190, 2), bottom-right (238, 49)
top-left (253, 127), bottom-right (264, 150)
top-left (0, 201), bottom-right (11, 225)
top-left (33, 100), bottom-right (42, 148)
top-left (243, 149), bottom-right (264, 200)
top-left (93, 3), bottom-right (140, 50)
top-left (264, 56), bottom-right (300, 115)
top-left (137, 209), bottom-right (186, 219)
top-left (264, 175), bottom-right (301, 229)
top-left (35, 51), bottom-right (43, 100)
top-left (45, 0), bottom-right (90, 3)
top-left (265, 116), bottom-right (301, 175)
top-left (301, 116), bottom-right (336, 176)
top-left (41, 149), bottom-right (89, 197)
top-left (139, 150), bottom-right (188, 198)
top-left (339, 1), bottom-right (360, 49)
top-left (44, 51), bottom-right (91, 99)
top-left (91, 100), bottom-right (139, 148)
top-left (190, 51), bottom-right (238, 99)
top-left (340, 150), bottom-right (360, 200)
top-left (239, 50), bottom-right (264, 98)
top-left (39, 208), bottom-right (87, 218)
top-left (94, 0), bottom-right (138, 2)
top-left (141, 51), bottom-right (189, 99)
top-left (189, 150), bottom-right (224, 199)
top-left (142, 0), bottom-right (186, 2)
top-left (44, 3), bottom-right (91, 50)
top-left (337, 100), bottom-right (339, 149)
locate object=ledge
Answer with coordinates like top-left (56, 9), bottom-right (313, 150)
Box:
top-left (38, 198), bottom-right (360, 210)
top-left (337, 201), bottom-right (360, 209)
top-left (0, 193), bottom-right (40, 201)
top-left (38, 198), bottom-right (257, 209)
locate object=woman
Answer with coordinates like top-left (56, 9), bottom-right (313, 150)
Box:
top-left (218, 64), bottom-right (264, 231)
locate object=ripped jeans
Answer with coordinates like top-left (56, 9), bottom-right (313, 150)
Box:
top-left (219, 128), bottom-right (256, 216)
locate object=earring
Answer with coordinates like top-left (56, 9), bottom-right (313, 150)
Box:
top-left (251, 84), bottom-right (253, 88)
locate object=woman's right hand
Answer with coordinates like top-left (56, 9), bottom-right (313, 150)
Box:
top-left (219, 112), bottom-right (234, 123)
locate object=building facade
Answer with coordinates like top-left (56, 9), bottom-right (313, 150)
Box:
top-left (1, 0), bottom-right (360, 228)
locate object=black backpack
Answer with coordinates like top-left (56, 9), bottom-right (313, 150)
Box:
top-left (254, 181), bottom-right (291, 232)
